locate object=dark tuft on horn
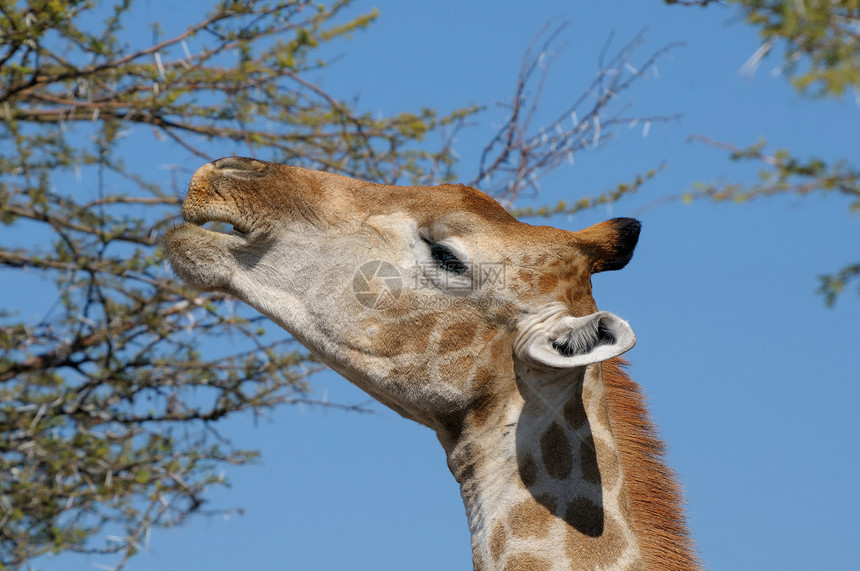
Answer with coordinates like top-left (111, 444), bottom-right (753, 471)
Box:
top-left (599, 217), bottom-right (641, 272)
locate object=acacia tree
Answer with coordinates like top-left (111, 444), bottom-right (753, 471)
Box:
top-left (666, 0), bottom-right (860, 304)
top-left (0, 1), bottom-right (670, 568)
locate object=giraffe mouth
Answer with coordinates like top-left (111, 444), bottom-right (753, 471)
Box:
top-left (193, 217), bottom-right (251, 239)
top-left (181, 205), bottom-right (254, 240)
top-left (176, 159), bottom-right (262, 240)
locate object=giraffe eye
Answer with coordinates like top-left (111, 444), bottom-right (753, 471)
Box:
top-left (424, 239), bottom-right (468, 275)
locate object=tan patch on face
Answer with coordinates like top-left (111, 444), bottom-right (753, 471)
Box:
top-left (471, 365), bottom-right (495, 392)
top-left (579, 434), bottom-right (601, 484)
top-left (560, 259), bottom-right (586, 281)
top-left (439, 355), bottom-right (473, 382)
top-left (563, 292), bottom-right (598, 317)
top-left (503, 553), bottom-right (553, 571)
top-left (563, 392), bottom-right (588, 429)
top-left (489, 336), bottom-right (509, 360)
top-left (487, 301), bottom-right (518, 329)
top-left (389, 362), bottom-right (426, 382)
top-left (439, 321), bottom-right (478, 353)
top-left (470, 368), bottom-right (498, 427)
top-left (489, 521), bottom-right (507, 563)
top-left (537, 273), bottom-right (559, 294)
top-left (480, 326), bottom-right (498, 344)
top-left (508, 499), bottom-right (555, 539)
top-left (370, 314), bottom-right (437, 357)
top-left (560, 272), bottom-right (597, 315)
top-left (540, 421), bottom-right (573, 480)
top-left (517, 452), bottom-right (538, 488)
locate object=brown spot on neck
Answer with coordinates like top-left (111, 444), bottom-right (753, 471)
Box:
top-left (517, 452), bottom-right (538, 488)
top-left (539, 421), bottom-right (573, 480)
top-left (489, 521), bottom-right (506, 563)
top-left (369, 314), bottom-right (437, 357)
top-left (564, 497), bottom-right (604, 537)
top-left (563, 389), bottom-right (588, 429)
top-left (440, 321), bottom-right (478, 353)
top-left (579, 434), bottom-right (601, 484)
top-left (508, 498), bottom-right (555, 539)
top-left (503, 553), bottom-right (553, 571)
top-left (564, 501), bottom-right (629, 566)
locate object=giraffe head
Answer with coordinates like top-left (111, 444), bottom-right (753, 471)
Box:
top-left (163, 157), bottom-right (702, 570)
top-left (163, 156), bottom-right (639, 436)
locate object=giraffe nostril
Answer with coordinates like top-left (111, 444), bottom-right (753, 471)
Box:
top-left (212, 156), bottom-right (268, 177)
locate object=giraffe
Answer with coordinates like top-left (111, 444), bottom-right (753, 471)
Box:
top-left (163, 157), bottom-right (699, 570)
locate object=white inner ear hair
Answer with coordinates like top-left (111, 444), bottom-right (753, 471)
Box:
top-left (551, 317), bottom-right (616, 357)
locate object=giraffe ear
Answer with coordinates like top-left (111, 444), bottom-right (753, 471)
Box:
top-left (516, 310), bottom-right (636, 369)
top-left (576, 217), bottom-right (641, 274)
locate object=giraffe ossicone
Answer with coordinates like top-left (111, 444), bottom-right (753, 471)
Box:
top-left (163, 157), bottom-right (699, 570)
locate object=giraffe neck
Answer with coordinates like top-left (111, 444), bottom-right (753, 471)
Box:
top-left (445, 363), bottom-right (643, 570)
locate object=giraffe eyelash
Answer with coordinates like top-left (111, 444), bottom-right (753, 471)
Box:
top-left (423, 238), bottom-right (469, 275)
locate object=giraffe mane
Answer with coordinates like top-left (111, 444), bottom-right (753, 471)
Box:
top-left (602, 358), bottom-right (701, 570)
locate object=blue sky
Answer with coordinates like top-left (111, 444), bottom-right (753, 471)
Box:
top-left (25, 1), bottom-right (860, 570)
